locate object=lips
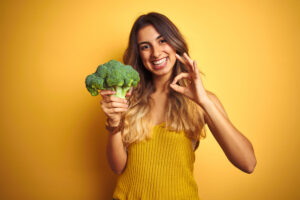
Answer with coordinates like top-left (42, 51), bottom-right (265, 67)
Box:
top-left (152, 57), bottom-right (167, 65)
top-left (151, 57), bottom-right (168, 70)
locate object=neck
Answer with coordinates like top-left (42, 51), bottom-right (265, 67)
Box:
top-left (152, 73), bottom-right (172, 94)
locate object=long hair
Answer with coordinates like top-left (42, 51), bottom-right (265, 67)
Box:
top-left (121, 12), bottom-right (207, 149)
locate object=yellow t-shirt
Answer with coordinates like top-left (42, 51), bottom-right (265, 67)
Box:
top-left (112, 122), bottom-right (200, 200)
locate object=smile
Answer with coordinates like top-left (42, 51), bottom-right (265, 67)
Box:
top-left (151, 57), bottom-right (168, 70)
top-left (152, 57), bottom-right (167, 65)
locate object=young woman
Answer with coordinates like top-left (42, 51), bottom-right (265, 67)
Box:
top-left (100, 12), bottom-right (257, 200)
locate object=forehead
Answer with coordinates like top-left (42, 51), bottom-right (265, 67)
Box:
top-left (137, 25), bottom-right (161, 43)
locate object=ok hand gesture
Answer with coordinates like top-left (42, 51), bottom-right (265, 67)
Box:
top-left (170, 53), bottom-right (209, 106)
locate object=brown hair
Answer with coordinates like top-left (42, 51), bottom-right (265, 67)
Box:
top-left (121, 12), bottom-right (207, 149)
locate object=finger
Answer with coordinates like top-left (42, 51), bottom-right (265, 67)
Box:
top-left (175, 54), bottom-right (193, 71)
top-left (171, 73), bottom-right (191, 85)
top-left (193, 60), bottom-right (200, 78)
top-left (108, 102), bottom-right (128, 108)
top-left (100, 102), bottom-right (126, 116)
top-left (175, 53), bottom-right (189, 65)
top-left (175, 53), bottom-right (186, 64)
top-left (126, 93), bottom-right (131, 97)
top-left (126, 88), bottom-right (132, 97)
top-left (100, 90), bottom-right (116, 96)
top-left (170, 83), bottom-right (187, 94)
top-left (105, 95), bottom-right (128, 104)
top-left (106, 107), bottom-right (128, 114)
top-left (183, 53), bottom-right (195, 71)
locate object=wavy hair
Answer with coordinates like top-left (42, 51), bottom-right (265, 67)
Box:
top-left (121, 12), bottom-right (207, 149)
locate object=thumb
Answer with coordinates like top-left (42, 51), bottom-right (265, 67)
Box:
top-left (170, 83), bottom-right (185, 94)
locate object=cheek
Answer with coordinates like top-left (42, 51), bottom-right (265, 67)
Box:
top-left (169, 53), bottom-right (176, 63)
top-left (139, 52), bottom-right (149, 62)
top-left (139, 53), bottom-right (151, 70)
top-left (166, 46), bottom-right (176, 58)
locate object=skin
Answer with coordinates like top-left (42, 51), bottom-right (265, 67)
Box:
top-left (137, 25), bottom-right (177, 123)
top-left (102, 24), bottom-right (257, 174)
top-left (172, 53), bottom-right (257, 174)
top-left (137, 25), bottom-right (177, 94)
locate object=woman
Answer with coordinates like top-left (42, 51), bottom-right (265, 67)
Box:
top-left (101, 12), bottom-right (257, 200)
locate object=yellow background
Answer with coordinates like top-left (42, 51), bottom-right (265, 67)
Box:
top-left (0, 0), bottom-right (299, 199)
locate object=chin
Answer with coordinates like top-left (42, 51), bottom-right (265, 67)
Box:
top-left (149, 64), bottom-right (171, 75)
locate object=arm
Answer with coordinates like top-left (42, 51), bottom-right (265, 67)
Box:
top-left (99, 90), bottom-right (128, 175)
top-left (171, 53), bottom-right (256, 173)
top-left (201, 91), bottom-right (257, 174)
top-left (106, 122), bottom-right (128, 175)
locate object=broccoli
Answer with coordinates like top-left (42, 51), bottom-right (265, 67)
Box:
top-left (85, 59), bottom-right (140, 99)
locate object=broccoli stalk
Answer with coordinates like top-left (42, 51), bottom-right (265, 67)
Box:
top-left (114, 86), bottom-right (131, 99)
top-left (85, 59), bottom-right (140, 99)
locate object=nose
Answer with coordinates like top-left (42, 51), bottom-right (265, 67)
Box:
top-left (151, 43), bottom-right (162, 58)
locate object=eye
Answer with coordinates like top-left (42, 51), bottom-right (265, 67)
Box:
top-left (160, 39), bottom-right (167, 44)
top-left (140, 45), bottom-right (149, 51)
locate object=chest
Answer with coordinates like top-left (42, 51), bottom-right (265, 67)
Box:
top-left (150, 94), bottom-right (168, 124)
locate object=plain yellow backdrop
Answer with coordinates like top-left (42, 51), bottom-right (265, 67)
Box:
top-left (0, 0), bottom-right (299, 199)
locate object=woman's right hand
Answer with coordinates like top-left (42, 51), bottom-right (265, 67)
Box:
top-left (100, 90), bottom-right (129, 127)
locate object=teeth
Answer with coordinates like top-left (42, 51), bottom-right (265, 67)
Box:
top-left (152, 58), bottom-right (167, 65)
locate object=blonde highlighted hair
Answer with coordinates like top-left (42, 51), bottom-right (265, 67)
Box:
top-left (121, 12), bottom-right (207, 149)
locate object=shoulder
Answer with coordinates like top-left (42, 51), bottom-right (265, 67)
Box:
top-left (206, 90), bottom-right (216, 99)
top-left (205, 90), bottom-right (220, 105)
top-left (203, 90), bottom-right (229, 120)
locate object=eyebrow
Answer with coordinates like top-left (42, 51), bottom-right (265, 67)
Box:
top-left (138, 35), bottom-right (163, 46)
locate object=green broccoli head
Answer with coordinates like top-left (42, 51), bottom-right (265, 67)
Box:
top-left (85, 59), bottom-right (140, 98)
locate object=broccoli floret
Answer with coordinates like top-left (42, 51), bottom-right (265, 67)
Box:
top-left (85, 59), bottom-right (140, 99)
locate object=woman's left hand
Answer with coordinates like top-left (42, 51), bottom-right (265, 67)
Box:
top-left (170, 52), bottom-right (209, 105)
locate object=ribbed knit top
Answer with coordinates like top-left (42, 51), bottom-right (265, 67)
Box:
top-left (112, 122), bottom-right (200, 200)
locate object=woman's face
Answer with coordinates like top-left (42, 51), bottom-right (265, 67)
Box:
top-left (137, 25), bottom-right (177, 78)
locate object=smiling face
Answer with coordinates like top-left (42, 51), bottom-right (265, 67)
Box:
top-left (137, 25), bottom-right (177, 79)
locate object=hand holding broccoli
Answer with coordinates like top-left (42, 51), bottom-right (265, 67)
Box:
top-left (99, 90), bottom-right (128, 127)
top-left (85, 60), bottom-right (140, 127)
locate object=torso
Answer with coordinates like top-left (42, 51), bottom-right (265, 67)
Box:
top-left (150, 92), bottom-right (168, 126)
top-left (148, 91), bottom-right (201, 151)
